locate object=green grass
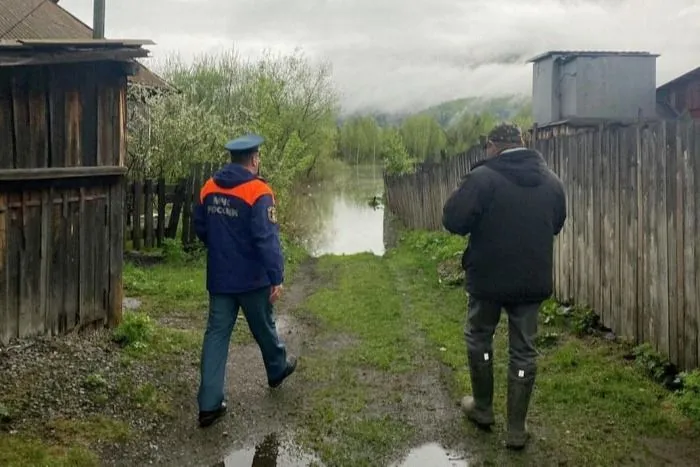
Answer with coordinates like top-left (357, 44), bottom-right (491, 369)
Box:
top-left (0, 436), bottom-right (98, 467)
top-left (293, 254), bottom-right (423, 466)
top-left (384, 230), bottom-right (699, 465)
top-left (0, 416), bottom-right (131, 467)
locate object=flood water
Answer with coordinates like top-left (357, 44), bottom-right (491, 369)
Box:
top-left (290, 163), bottom-right (386, 257)
top-left (218, 437), bottom-right (468, 467)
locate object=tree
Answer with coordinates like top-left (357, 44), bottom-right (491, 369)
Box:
top-left (399, 115), bottom-right (447, 162)
top-left (127, 47), bottom-right (340, 214)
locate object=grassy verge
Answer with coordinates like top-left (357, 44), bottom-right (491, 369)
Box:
top-left (385, 230), bottom-right (700, 465)
top-left (0, 236), bottom-right (306, 467)
top-left (293, 254), bottom-right (423, 466)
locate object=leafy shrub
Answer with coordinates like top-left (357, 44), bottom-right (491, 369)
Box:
top-left (675, 370), bottom-right (700, 421)
top-left (399, 231), bottom-right (465, 262)
top-left (112, 312), bottom-right (154, 349)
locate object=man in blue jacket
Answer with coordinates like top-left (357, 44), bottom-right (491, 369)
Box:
top-left (193, 133), bottom-right (297, 428)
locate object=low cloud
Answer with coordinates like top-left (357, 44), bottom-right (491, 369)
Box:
top-left (60, 0), bottom-right (700, 112)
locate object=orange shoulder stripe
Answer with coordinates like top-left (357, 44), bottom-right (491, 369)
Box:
top-left (199, 178), bottom-right (274, 206)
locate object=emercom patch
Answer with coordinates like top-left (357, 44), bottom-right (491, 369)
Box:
top-left (267, 206), bottom-right (278, 224)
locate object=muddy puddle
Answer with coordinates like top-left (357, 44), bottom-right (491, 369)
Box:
top-left (217, 436), bottom-right (467, 466)
top-left (392, 443), bottom-right (469, 466)
top-left (216, 433), bottom-right (320, 466)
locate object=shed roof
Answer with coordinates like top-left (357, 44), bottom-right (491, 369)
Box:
top-left (0, 0), bottom-right (171, 90)
top-left (0, 39), bottom-right (152, 67)
top-left (657, 66), bottom-right (700, 92)
top-left (528, 50), bottom-right (658, 63)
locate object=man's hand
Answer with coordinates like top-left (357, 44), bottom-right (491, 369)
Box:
top-left (270, 285), bottom-right (284, 304)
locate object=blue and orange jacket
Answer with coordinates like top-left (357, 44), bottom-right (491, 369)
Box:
top-left (193, 163), bottom-right (284, 294)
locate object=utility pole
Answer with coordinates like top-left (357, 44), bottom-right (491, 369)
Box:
top-left (93, 0), bottom-right (106, 39)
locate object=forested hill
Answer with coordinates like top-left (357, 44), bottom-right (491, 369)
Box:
top-left (340, 95), bottom-right (531, 129)
top-left (336, 94), bottom-right (533, 174)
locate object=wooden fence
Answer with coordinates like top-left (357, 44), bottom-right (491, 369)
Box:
top-left (384, 120), bottom-right (700, 371)
top-left (125, 163), bottom-right (220, 250)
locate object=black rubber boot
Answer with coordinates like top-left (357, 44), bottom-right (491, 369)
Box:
top-left (505, 366), bottom-right (536, 450)
top-left (461, 350), bottom-right (495, 430)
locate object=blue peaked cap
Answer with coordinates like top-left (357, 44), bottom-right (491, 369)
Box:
top-left (224, 133), bottom-right (265, 152)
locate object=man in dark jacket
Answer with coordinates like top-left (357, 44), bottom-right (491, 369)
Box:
top-left (442, 123), bottom-right (566, 450)
top-left (193, 134), bottom-right (297, 428)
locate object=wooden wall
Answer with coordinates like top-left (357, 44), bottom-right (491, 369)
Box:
top-left (0, 61), bottom-right (128, 344)
top-left (384, 120), bottom-right (700, 371)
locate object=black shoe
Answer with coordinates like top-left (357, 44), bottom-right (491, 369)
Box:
top-left (268, 356), bottom-right (297, 388)
top-left (198, 402), bottom-right (227, 428)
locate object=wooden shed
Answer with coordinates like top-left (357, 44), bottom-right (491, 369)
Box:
top-left (0, 38), bottom-right (152, 345)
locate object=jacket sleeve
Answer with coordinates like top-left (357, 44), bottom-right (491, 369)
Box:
top-left (442, 169), bottom-right (491, 236)
top-left (251, 193), bottom-right (285, 286)
top-left (553, 179), bottom-right (567, 236)
top-left (193, 198), bottom-right (208, 246)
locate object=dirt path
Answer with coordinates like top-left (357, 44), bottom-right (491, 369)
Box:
top-left (151, 256), bottom-right (470, 467)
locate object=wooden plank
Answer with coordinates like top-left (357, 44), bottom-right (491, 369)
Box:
top-left (666, 120), bottom-right (679, 365)
top-left (0, 193), bottom-right (8, 343)
top-left (167, 179), bottom-right (185, 239)
top-left (108, 178), bottom-right (125, 328)
top-left (612, 128), bottom-right (622, 336)
top-left (189, 164), bottom-right (203, 244)
top-left (0, 70), bottom-right (16, 169)
top-left (656, 122), bottom-right (670, 358)
top-left (0, 166), bottom-right (127, 181)
top-left (48, 68), bottom-right (67, 168)
top-left (64, 191), bottom-right (80, 331)
top-left (641, 126), bottom-right (653, 345)
top-left (117, 84), bottom-right (127, 167)
top-left (181, 165), bottom-right (194, 246)
top-left (39, 190), bottom-right (51, 337)
top-left (49, 191), bottom-right (66, 336)
top-left (157, 177), bottom-right (166, 247)
top-left (78, 187), bottom-right (88, 325)
top-left (592, 128), bottom-right (602, 319)
top-left (132, 180), bottom-right (143, 250)
top-left (694, 121), bottom-right (700, 368)
top-left (19, 191), bottom-right (42, 337)
top-left (620, 126), bottom-right (639, 340)
top-left (65, 87), bottom-right (82, 167)
top-left (80, 63), bottom-right (98, 167)
top-left (97, 80), bottom-right (115, 167)
top-left (92, 192), bottom-right (106, 325)
top-left (144, 179), bottom-right (154, 249)
top-left (4, 192), bottom-right (20, 341)
top-left (678, 120), bottom-right (694, 369)
top-left (600, 129), bottom-right (611, 325)
top-left (11, 71), bottom-right (32, 169)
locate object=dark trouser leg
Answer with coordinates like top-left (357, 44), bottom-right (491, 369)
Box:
top-left (198, 294), bottom-right (239, 412)
top-left (463, 297), bottom-right (502, 428)
top-left (238, 287), bottom-right (290, 384)
top-left (504, 301), bottom-right (541, 449)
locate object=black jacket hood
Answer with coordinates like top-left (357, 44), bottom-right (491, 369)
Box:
top-left (474, 148), bottom-right (548, 187)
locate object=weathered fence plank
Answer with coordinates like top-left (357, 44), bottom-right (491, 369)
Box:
top-left (384, 121), bottom-right (700, 370)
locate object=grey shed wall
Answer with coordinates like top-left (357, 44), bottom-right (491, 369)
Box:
top-left (532, 54), bottom-right (657, 125)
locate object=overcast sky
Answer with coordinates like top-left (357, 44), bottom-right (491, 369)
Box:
top-left (59, 0), bottom-right (700, 113)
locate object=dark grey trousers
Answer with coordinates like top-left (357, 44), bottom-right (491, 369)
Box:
top-left (465, 298), bottom-right (540, 373)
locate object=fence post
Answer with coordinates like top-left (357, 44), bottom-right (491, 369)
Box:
top-left (156, 177), bottom-right (166, 247)
top-left (188, 164), bottom-right (203, 245)
top-left (144, 179), bottom-right (154, 249)
top-left (181, 165), bottom-right (194, 246)
top-left (132, 180), bottom-right (143, 251)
